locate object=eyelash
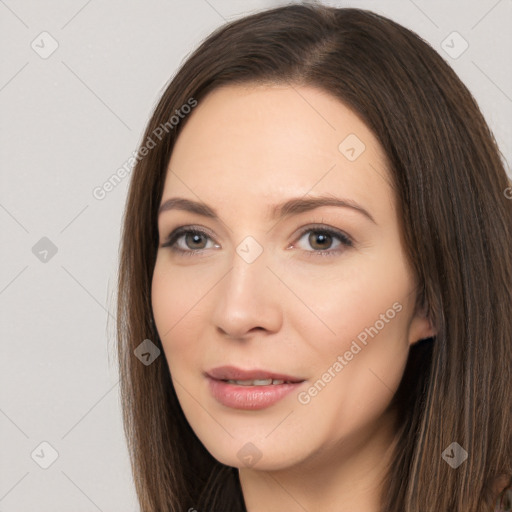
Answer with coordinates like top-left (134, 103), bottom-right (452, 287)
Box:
top-left (160, 224), bottom-right (354, 259)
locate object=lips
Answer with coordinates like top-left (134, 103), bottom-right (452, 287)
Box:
top-left (205, 365), bottom-right (305, 383)
top-left (205, 365), bottom-right (306, 410)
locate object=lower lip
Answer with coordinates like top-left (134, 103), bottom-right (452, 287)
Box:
top-left (207, 376), bottom-right (304, 410)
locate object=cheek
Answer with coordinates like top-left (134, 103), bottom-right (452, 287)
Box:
top-left (284, 254), bottom-right (410, 357)
top-left (293, 276), bottom-right (411, 432)
top-left (152, 259), bottom-right (205, 333)
top-left (151, 265), bottom-right (179, 342)
top-left (286, 250), bottom-right (412, 419)
top-left (151, 260), bottom-right (216, 371)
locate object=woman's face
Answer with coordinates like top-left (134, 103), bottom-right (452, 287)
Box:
top-left (152, 84), bottom-right (434, 471)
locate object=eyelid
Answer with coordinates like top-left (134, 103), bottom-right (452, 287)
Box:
top-left (292, 223), bottom-right (353, 244)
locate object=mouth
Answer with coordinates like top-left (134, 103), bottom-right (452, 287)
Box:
top-left (205, 365), bottom-right (306, 410)
top-left (221, 378), bottom-right (299, 386)
top-left (205, 365), bottom-right (305, 383)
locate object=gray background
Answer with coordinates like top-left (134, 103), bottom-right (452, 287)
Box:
top-left (1, 0), bottom-right (510, 510)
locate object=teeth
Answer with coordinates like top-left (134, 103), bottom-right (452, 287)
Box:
top-left (253, 379), bottom-right (272, 385)
top-left (226, 379), bottom-right (289, 386)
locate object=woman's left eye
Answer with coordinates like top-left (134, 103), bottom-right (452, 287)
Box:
top-left (292, 226), bottom-right (354, 257)
top-left (160, 225), bottom-right (353, 258)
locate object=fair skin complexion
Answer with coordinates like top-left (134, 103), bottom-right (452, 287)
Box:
top-left (152, 84), bottom-right (436, 512)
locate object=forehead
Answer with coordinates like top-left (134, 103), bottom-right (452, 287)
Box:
top-left (162, 84), bottom-right (394, 221)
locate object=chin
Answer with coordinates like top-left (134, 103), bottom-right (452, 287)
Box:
top-left (196, 431), bottom-right (309, 472)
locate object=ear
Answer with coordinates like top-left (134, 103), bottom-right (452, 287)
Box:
top-left (407, 300), bottom-right (436, 346)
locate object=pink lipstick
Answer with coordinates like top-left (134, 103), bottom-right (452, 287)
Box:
top-left (205, 365), bottom-right (306, 410)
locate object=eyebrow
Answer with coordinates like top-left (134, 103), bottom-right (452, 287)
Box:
top-left (158, 195), bottom-right (376, 224)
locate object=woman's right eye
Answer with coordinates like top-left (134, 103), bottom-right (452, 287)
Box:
top-left (161, 227), bottom-right (219, 256)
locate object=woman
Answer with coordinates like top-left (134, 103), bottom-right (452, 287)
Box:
top-left (116, 4), bottom-right (512, 511)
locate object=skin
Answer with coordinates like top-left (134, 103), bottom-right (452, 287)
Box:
top-left (152, 84), bottom-right (436, 512)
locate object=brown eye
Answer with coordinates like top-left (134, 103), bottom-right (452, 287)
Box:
top-left (184, 232), bottom-right (208, 250)
top-left (294, 226), bottom-right (353, 258)
top-left (308, 232), bottom-right (334, 250)
top-left (161, 227), bottom-right (219, 255)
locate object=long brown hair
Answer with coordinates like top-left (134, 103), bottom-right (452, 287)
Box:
top-left (116, 4), bottom-right (512, 511)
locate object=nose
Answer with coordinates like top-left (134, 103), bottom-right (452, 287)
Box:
top-left (211, 245), bottom-right (283, 340)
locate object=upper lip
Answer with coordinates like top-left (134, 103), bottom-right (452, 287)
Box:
top-left (206, 365), bottom-right (305, 382)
